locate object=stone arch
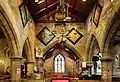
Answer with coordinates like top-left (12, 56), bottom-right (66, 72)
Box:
top-left (23, 37), bottom-right (35, 62)
top-left (0, 5), bottom-right (20, 57)
top-left (87, 34), bottom-right (101, 61)
top-left (43, 41), bottom-right (83, 61)
top-left (102, 7), bottom-right (120, 56)
top-left (52, 49), bottom-right (71, 60)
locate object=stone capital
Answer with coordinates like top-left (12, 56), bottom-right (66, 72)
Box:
top-left (101, 56), bottom-right (113, 61)
top-left (103, 0), bottom-right (111, 7)
top-left (26, 61), bottom-right (35, 64)
top-left (11, 57), bottom-right (22, 61)
top-left (87, 61), bottom-right (93, 67)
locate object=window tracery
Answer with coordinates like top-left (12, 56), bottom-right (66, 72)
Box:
top-left (54, 54), bottom-right (65, 73)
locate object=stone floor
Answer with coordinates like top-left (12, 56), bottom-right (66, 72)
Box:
top-left (0, 80), bottom-right (101, 82)
top-left (0, 79), bottom-right (120, 82)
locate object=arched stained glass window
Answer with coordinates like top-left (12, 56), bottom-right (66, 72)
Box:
top-left (54, 54), bottom-right (65, 73)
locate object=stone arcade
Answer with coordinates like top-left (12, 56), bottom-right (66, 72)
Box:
top-left (0, 0), bottom-right (120, 82)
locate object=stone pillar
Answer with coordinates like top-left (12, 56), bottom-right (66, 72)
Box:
top-left (11, 57), bottom-right (22, 82)
top-left (37, 58), bottom-right (45, 79)
top-left (87, 61), bottom-right (93, 76)
top-left (119, 54), bottom-right (120, 68)
top-left (103, 0), bottom-right (111, 8)
top-left (26, 61), bottom-right (34, 78)
top-left (101, 56), bottom-right (113, 82)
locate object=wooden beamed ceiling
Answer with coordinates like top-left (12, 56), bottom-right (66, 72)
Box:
top-left (24, 0), bottom-right (98, 23)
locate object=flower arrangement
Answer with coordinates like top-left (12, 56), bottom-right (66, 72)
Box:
top-left (82, 70), bottom-right (89, 76)
top-left (27, 72), bottom-right (33, 79)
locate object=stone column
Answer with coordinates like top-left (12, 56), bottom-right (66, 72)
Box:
top-left (87, 61), bottom-right (93, 76)
top-left (101, 56), bottom-right (113, 82)
top-left (11, 57), bottom-right (22, 82)
top-left (26, 61), bottom-right (34, 78)
top-left (102, 0), bottom-right (111, 8)
top-left (37, 58), bottom-right (45, 79)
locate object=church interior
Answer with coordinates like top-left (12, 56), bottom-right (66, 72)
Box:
top-left (0, 0), bottom-right (120, 82)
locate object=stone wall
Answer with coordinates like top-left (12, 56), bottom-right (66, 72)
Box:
top-left (0, 0), bottom-right (35, 58)
top-left (35, 23), bottom-right (86, 61)
top-left (0, 38), bottom-right (10, 74)
top-left (85, 0), bottom-right (120, 81)
top-left (44, 54), bottom-right (75, 77)
top-left (0, 0), bottom-right (36, 80)
top-left (86, 0), bottom-right (120, 57)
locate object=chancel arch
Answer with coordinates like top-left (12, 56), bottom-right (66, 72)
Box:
top-left (43, 42), bottom-right (83, 78)
top-left (43, 41), bottom-right (83, 61)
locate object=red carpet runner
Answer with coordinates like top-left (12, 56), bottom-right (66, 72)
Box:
top-left (52, 80), bottom-right (69, 82)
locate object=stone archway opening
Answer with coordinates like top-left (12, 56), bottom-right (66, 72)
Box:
top-left (108, 25), bottom-right (120, 80)
top-left (21, 38), bottom-right (35, 79)
top-left (102, 8), bottom-right (120, 81)
top-left (0, 6), bottom-right (21, 81)
top-left (42, 42), bottom-right (82, 78)
top-left (0, 26), bottom-right (11, 80)
top-left (87, 35), bottom-right (101, 80)
top-left (21, 45), bottom-right (27, 79)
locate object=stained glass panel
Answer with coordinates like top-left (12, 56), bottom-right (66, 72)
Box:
top-left (54, 54), bottom-right (65, 73)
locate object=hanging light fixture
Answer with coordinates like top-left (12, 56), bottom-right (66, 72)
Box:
top-left (64, 3), bottom-right (71, 21)
top-left (55, 0), bottom-right (71, 21)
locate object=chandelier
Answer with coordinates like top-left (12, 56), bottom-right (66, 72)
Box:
top-left (55, 0), bottom-right (71, 21)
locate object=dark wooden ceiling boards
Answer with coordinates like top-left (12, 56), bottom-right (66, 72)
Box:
top-left (24, 0), bottom-right (98, 23)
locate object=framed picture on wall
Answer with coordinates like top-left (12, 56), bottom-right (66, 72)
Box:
top-left (35, 46), bottom-right (43, 58)
top-left (93, 2), bottom-right (102, 27)
top-left (24, 5), bottom-right (32, 23)
top-left (36, 26), bottom-right (55, 46)
top-left (66, 28), bottom-right (83, 45)
top-left (19, 3), bottom-right (28, 27)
